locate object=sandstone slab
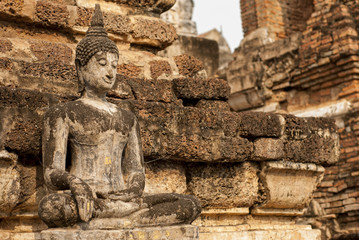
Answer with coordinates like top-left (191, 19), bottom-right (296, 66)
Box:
top-left (256, 161), bottom-right (325, 213)
top-left (199, 225), bottom-right (321, 240)
top-left (41, 225), bottom-right (199, 240)
top-left (253, 138), bottom-right (285, 160)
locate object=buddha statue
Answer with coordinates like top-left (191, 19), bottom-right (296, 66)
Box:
top-left (38, 4), bottom-right (201, 228)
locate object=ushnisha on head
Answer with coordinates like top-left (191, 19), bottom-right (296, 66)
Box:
top-left (75, 4), bottom-right (119, 94)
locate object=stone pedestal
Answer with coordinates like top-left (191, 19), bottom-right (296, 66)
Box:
top-left (199, 225), bottom-right (321, 240)
top-left (255, 161), bottom-right (325, 213)
top-left (41, 225), bottom-right (198, 240)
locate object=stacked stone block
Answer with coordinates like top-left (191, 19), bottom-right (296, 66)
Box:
top-left (235, 0), bottom-right (359, 237)
top-left (0, 0), bottom-right (340, 239)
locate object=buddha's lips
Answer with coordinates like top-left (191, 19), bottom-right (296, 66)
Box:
top-left (103, 77), bottom-right (114, 84)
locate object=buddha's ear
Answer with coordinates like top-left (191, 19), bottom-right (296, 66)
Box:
top-left (75, 59), bottom-right (85, 94)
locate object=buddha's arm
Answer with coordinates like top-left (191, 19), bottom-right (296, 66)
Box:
top-left (114, 117), bottom-right (145, 200)
top-left (42, 107), bottom-right (94, 222)
top-left (42, 108), bottom-right (71, 189)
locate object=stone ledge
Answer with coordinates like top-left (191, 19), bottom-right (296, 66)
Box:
top-left (251, 208), bottom-right (305, 216)
top-left (199, 225), bottom-right (321, 240)
top-left (40, 225), bottom-right (199, 240)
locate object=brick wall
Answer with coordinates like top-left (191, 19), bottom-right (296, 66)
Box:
top-left (235, 0), bottom-right (359, 236)
top-left (278, 0), bottom-right (314, 36)
top-left (315, 113), bottom-right (359, 231)
top-left (240, 0), bottom-right (313, 39)
top-left (240, 0), bottom-right (258, 36)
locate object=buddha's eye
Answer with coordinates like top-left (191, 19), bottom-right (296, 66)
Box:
top-left (99, 59), bottom-right (107, 66)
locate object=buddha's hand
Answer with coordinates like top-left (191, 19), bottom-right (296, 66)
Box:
top-left (108, 188), bottom-right (141, 202)
top-left (69, 177), bottom-right (94, 222)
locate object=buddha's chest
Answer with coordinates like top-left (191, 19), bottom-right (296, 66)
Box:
top-left (67, 111), bottom-right (131, 145)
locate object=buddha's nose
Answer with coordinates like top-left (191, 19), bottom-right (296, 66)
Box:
top-left (106, 69), bottom-right (114, 79)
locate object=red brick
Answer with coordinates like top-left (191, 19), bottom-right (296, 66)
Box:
top-left (348, 192), bottom-right (359, 198)
top-left (320, 180), bottom-right (334, 187)
top-left (326, 206), bottom-right (344, 214)
top-left (343, 198), bottom-right (357, 205)
top-left (330, 200), bottom-right (343, 208)
top-left (344, 204), bottom-right (359, 212)
top-left (347, 156), bottom-right (359, 163)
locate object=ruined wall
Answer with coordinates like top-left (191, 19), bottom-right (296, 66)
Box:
top-left (159, 0), bottom-right (220, 77)
top-left (0, 0), bottom-right (340, 240)
top-left (240, 0), bottom-right (313, 39)
top-left (233, 0), bottom-right (359, 238)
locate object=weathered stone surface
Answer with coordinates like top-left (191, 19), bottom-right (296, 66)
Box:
top-left (285, 136), bottom-right (340, 165)
top-left (102, 0), bottom-right (176, 13)
top-left (173, 78), bottom-right (230, 100)
top-left (29, 40), bottom-right (73, 64)
top-left (13, 165), bottom-right (46, 214)
top-left (253, 138), bottom-right (285, 160)
top-left (131, 101), bottom-right (253, 162)
top-left (256, 161), bottom-right (325, 211)
top-left (227, 29), bottom-right (300, 111)
top-left (187, 162), bottom-right (259, 208)
top-left (283, 115), bottom-right (340, 165)
top-left (0, 216), bottom-right (47, 232)
top-left (0, 57), bottom-right (14, 71)
top-left (149, 60), bottom-right (172, 79)
top-left (193, 208), bottom-right (249, 228)
top-left (0, 38), bottom-right (13, 53)
top-left (131, 16), bottom-right (177, 48)
top-left (127, 78), bottom-right (177, 103)
top-left (162, 36), bottom-right (219, 77)
top-left (283, 115), bottom-right (338, 140)
top-left (17, 60), bottom-right (78, 96)
top-left (199, 226), bottom-right (321, 240)
top-left (238, 112), bottom-right (285, 137)
top-left (35, 1), bottom-right (70, 27)
top-left (0, 1), bottom-right (177, 49)
top-left (117, 64), bottom-right (142, 78)
top-left (173, 54), bottom-right (204, 77)
top-left (143, 131), bottom-right (253, 162)
top-left (144, 160), bottom-right (186, 194)
top-left (0, 87), bottom-right (60, 159)
top-left (0, 150), bottom-right (20, 216)
top-left (75, 6), bottom-right (93, 27)
top-left (195, 99), bottom-right (230, 112)
top-left (104, 12), bottom-right (132, 35)
top-left (228, 89), bottom-right (264, 111)
top-left (0, 232), bottom-right (10, 240)
top-left (41, 225), bottom-right (199, 240)
top-left (0, 0), bottom-right (25, 17)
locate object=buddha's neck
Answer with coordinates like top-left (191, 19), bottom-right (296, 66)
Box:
top-left (80, 91), bottom-right (117, 114)
top-left (82, 89), bottom-right (107, 103)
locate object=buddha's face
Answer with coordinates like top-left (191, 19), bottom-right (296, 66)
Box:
top-left (78, 51), bottom-right (119, 95)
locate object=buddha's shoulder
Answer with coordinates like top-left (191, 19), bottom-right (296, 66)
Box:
top-left (43, 100), bottom-right (90, 119)
top-left (116, 106), bottom-right (137, 125)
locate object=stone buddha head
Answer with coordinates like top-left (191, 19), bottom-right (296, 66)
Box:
top-left (75, 4), bottom-right (119, 95)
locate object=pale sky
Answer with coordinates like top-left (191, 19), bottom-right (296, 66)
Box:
top-left (192, 0), bottom-right (243, 52)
